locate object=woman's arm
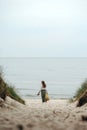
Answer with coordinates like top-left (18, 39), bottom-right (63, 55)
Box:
top-left (37, 90), bottom-right (41, 95)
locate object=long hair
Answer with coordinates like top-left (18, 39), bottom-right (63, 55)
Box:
top-left (41, 81), bottom-right (46, 88)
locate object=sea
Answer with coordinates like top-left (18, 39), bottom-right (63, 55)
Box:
top-left (0, 57), bottom-right (87, 99)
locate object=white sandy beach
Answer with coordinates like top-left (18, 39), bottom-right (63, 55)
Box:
top-left (0, 97), bottom-right (87, 130)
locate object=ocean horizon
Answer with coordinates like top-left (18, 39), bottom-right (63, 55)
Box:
top-left (0, 57), bottom-right (87, 99)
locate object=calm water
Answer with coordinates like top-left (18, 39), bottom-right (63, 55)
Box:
top-left (0, 58), bottom-right (87, 99)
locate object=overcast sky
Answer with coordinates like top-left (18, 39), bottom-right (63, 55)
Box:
top-left (0, 0), bottom-right (87, 57)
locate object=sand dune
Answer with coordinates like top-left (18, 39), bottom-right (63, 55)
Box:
top-left (0, 97), bottom-right (87, 130)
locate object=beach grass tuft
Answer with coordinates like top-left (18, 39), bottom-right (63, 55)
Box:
top-left (74, 79), bottom-right (87, 100)
top-left (7, 85), bottom-right (25, 104)
top-left (0, 67), bottom-right (25, 104)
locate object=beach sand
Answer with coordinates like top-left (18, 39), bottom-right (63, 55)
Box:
top-left (0, 97), bottom-right (87, 130)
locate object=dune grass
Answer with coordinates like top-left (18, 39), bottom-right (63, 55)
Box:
top-left (0, 67), bottom-right (25, 104)
top-left (7, 85), bottom-right (25, 104)
top-left (74, 80), bottom-right (87, 100)
top-left (69, 80), bottom-right (87, 103)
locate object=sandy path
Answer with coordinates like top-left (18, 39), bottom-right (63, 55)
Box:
top-left (0, 97), bottom-right (87, 130)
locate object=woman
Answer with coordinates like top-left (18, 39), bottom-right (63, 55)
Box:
top-left (37, 81), bottom-right (49, 102)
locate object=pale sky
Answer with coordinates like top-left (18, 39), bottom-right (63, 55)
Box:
top-left (0, 0), bottom-right (87, 57)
